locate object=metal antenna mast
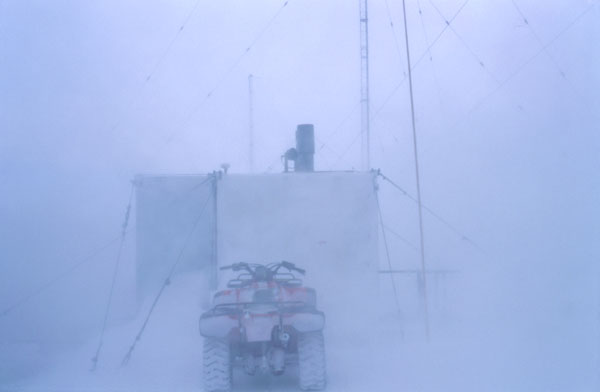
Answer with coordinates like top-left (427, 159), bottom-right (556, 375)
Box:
top-left (400, 0), bottom-right (430, 339)
top-left (248, 74), bottom-right (255, 173)
top-left (359, 0), bottom-right (371, 170)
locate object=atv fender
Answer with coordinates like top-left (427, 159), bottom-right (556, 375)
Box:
top-left (199, 314), bottom-right (238, 338)
top-left (287, 311), bottom-right (325, 333)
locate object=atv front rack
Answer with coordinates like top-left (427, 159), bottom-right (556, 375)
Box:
top-left (227, 273), bottom-right (303, 288)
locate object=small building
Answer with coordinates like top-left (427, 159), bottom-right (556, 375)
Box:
top-left (134, 125), bottom-right (381, 338)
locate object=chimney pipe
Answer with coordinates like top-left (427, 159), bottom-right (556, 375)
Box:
top-left (295, 124), bottom-right (314, 172)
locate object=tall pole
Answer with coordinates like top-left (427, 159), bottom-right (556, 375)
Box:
top-left (248, 74), bottom-right (255, 173)
top-left (359, 0), bottom-right (370, 171)
top-left (401, 0), bottom-right (430, 339)
top-left (211, 173), bottom-right (218, 290)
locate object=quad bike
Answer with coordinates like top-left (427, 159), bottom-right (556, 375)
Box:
top-left (199, 261), bottom-right (326, 391)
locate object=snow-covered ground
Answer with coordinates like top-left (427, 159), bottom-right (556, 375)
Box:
top-left (2, 269), bottom-right (597, 392)
top-left (2, 272), bottom-right (403, 391)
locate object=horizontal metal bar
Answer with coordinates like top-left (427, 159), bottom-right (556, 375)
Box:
top-left (378, 269), bottom-right (459, 275)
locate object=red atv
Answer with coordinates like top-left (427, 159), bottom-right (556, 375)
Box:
top-left (199, 262), bottom-right (326, 391)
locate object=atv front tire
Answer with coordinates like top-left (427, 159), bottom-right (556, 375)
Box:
top-left (297, 331), bottom-right (327, 390)
top-left (203, 338), bottom-right (231, 392)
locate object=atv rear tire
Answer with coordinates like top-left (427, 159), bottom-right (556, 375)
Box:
top-left (203, 338), bottom-right (231, 392)
top-left (297, 331), bottom-right (327, 390)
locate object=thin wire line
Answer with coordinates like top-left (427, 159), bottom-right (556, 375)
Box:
top-left (378, 171), bottom-right (485, 253)
top-left (90, 183), bottom-right (135, 371)
top-left (415, 0), bottom-right (445, 109)
top-left (0, 176), bottom-right (213, 320)
top-left (376, 1), bottom-right (598, 188)
top-left (376, 190), bottom-right (404, 336)
top-left (369, 0), bottom-right (471, 130)
top-left (411, 0), bottom-right (470, 71)
top-left (306, 100), bottom-right (363, 169)
top-left (458, 0), bottom-right (598, 126)
top-left (313, 0), bottom-right (472, 168)
top-left (0, 234), bottom-right (125, 318)
top-left (264, 156), bottom-right (283, 173)
top-left (318, 100), bottom-right (362, 153)
top-left (382, 224), bottom-right (419, 252)
top-left (415, 0), bottom-right (433, 61)
top-left (381, 3), bottom-right (595, 243)
top-left (205, 1), bottom-right (291, 101)
top-left (382, 0), bottom-right (406, 66)
top-left (329, 129), bottom-right (362, 169)
top-left (109, 0), bottom-right (203, 134)
top-left (510, 0), bottom-right (584, 98)
top-left (427, 0), bottom-right (500, 84)
top-left (158, 0), bottom-right (292, 156)
top-left (146, 0), bottom-right (203, 83)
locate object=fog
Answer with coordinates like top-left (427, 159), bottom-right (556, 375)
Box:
top-left (1, 0), bottom-right (599, 390)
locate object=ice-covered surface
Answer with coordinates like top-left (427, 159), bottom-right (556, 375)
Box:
top-left (0, 271), bottom-right (407, 391)
top-left (2, 270), bottom-right (379, 391)
top-left (4, 265), bottom-right (596, 391)
top-left (3, 273), bottom-right (206, 391)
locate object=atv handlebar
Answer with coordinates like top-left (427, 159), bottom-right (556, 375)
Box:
top-left (219, 261), bottom-right (305, 281)
top-left (277, 261), bottom-right (305, 275)
top-left (219, 262), bottom-right (259, 275)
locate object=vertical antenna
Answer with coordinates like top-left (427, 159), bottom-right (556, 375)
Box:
top-left (401, 0), bottom-right (430, 339)
top-left (248, 74), bottom-right (255, 173)
top-left (359, 0), bottom-right (371, 170)
top-left (211, 173), bottom-right (218, 289)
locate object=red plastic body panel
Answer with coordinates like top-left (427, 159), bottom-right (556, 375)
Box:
top-left (212, 282), bottom-right (316, 307)
top-left (199, 282), bottom-right (324, 340)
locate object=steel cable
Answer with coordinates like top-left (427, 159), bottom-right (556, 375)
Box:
top-left (0, 234), bottom-right (125, 318)
top-left (375, 189), bottom-right (405, 337)
top-left (90, 183), bottom-right (135, 371)
top-left (378, 171), bottom-right (485, 254)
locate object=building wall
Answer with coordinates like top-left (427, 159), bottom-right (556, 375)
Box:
top-left (135, 174), bottom-right (215, 300)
